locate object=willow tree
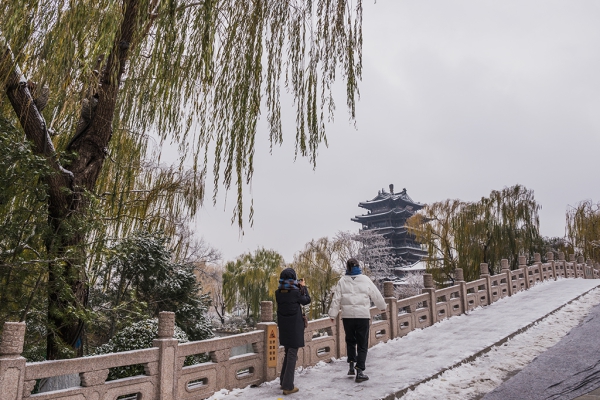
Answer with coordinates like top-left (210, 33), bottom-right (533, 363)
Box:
top-left (1, 0), bottom-right (363, 359)
top-left (222, 248), bottom-right (283, 322)
top-left (566, 200), bottom-right (600, 261)
top-left (291, 237), bottom-right (343, 319)
top-left (407, 185), bottom-right (541, 285)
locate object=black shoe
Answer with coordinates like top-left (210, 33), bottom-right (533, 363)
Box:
top-left (348, 361), bottom-right (355, 375)
top-left (355, 368), bottom-right (369, 382)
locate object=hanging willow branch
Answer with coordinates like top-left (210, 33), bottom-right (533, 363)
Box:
top-left (1, 0), bottom-right (363, 228)
top-left (407, 185), bottom-right (542, 285)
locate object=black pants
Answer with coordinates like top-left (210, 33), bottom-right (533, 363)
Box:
top-left (343, 318), bottom-right (370, 371)
top-left (280, 346), bottom-right (298, 390)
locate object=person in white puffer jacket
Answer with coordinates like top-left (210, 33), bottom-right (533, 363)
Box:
top-left (328, 258), bottom-right (387, 382)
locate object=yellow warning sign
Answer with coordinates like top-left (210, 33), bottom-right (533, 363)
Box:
top-left (267, 325), bottom-right (278, 368)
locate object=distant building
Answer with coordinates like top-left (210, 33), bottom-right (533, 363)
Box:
top-left (352, 184), bottom-right (427, 277)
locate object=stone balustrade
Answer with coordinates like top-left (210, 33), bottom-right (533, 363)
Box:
top-left (0, 256), bottom-right (599, 400)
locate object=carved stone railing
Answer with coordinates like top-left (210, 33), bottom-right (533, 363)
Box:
top-left (1, 254), bottom-right (598, 400)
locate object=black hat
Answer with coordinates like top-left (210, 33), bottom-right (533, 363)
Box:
top-left (279, 267), bottom-right (297, 280)
top-left (346, 258), bottom-right (359, 270)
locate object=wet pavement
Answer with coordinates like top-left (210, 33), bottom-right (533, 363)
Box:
top-left (483, 302), bottom-right (600, 400)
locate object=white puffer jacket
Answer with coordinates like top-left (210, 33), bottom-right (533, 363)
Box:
top-left (328, 274), bottom-right (387, 319)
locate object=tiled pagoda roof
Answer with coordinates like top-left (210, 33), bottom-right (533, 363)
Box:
top-left (357, 187), bottom-right (423, 211)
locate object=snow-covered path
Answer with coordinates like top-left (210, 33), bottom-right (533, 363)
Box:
top-left (208, 278), bottom-right (600, 400)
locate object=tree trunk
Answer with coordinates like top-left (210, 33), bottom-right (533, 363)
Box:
top-left (1, 0), bottom-right (141, 360)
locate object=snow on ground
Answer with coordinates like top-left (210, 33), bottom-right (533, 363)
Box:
top-left (400, 286), bottom-right (600, 400)
top-left (207, 278), bottom-right (600, 400)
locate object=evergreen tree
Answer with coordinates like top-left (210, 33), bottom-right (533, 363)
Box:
top-left (90, 231), bottom-right (213, 346)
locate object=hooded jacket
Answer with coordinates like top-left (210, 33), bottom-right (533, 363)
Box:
top-left (276, 268), bottom-right (311, 348)
top-left (328, 274), bottom-right (387, 319)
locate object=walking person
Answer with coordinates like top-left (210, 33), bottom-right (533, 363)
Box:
top-left (276, 267), bottom-right (311, 395)
top-left (328, 258), bottom-right (387, 382)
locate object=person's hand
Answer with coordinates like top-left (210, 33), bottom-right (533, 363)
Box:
top-left (298, 278), bottom-right (305, 287)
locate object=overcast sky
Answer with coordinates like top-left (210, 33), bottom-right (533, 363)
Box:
top-left (192, 0), bottom-right (600, 263)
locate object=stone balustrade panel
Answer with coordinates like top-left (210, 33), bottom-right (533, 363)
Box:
top-left (434, 286), bottom-right (463, 319)
top-left (369, 307), bottom-right (390, 345)
top-left (565, 262), bottom-right (575, 278)
top-left (396, 295), bottom-right (426, 338)
top-left (490, 275), bottom-right (508, 301)
top-left (175, 330), bottom-right (264, 398)
top-left (527, 264), bottom-right (542, 286)
top-left (576, 263), bottom-right (585, 278)
top-left (555, 261), bottom-right (566, 278)
top-left (465, 278), bottom-right (489, 310)
top-left (23, 375), bottom-right (157, 400)
top-left (541, 262), bottom-right (554, 281)
top-left (396, 293), bottom-right (433, 332)
top-left (510, 269), bottom-right (526, 293)
top-left (25, 348), bottom-right (159, 381)
top-left (177, 331), bottom-right (263, 359)
top-left (300, 318), bottom-right (337, 367)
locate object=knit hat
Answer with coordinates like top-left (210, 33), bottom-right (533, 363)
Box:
top-left (279, 267), bottom-right (297, 281)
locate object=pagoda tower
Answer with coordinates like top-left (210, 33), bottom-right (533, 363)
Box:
top-left (351, 184), bottom-right (427, 267)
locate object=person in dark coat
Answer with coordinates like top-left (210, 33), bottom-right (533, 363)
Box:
top-left (275, 267), bottom-right (311, 395)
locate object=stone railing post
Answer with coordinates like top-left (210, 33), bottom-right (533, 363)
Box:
top-left (153, 312), bottom-right (179, 400)
top-left (533, 253), bottom-right (543, 282)
top-left (569, 254), bottom-right (576, 276)
top-left (383, 282), bottom-right (398, 339)
top-left (0, 322), bottom-right (27, 400)
top-left (501, 259), bottom-right (512, 296)
top-left (558, 252), bottom-right (566, 278)
top-left (455, 268), bottom-right (468, 313)
top-left (257, 301), bottom-right (278, 383)
top-left (519, 256), bottom-right (529, 289)
top-left (547, 252), bottom-right (556, 280)
top-left (422, 274), bottom-right (436, 325)
top-left (479, 263), bottom-right (493, 304)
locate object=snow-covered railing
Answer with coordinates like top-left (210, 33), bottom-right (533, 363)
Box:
top-left (176, 330), bottom-right (265, 399)
top-left (1, 252), bottom-right (599, 400)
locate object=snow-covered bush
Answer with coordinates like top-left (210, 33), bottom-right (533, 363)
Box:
top-left (93, 318), bottom-right (208, 380)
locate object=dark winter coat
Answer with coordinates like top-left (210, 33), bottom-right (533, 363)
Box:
top-left (276, 285), bottom-right (311, 348)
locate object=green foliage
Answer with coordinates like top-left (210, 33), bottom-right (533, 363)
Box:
top-left (1, 0), bottom-right (363, 228)
top-left (407, 185), bottom-right (541, 285)
top-left (566, 200), bottom-right (600, 261)
top-left (92, 318), bottom-right (193, 380)
top-left (0, 119), bottom-right (51, 323)
top-left (90, 231), bottom-right (213, 346)
top-left (0, 119), bottom-right (71, 359)
top-left (222, 248), bottom-right (283, 322)
top-left (290, 237), bottom-right (343, 319)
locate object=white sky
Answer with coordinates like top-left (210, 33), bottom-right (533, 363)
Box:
top-left (193, 1), bottom-right (600, 263)
top-left (207, 279), bottom-right (600, 400)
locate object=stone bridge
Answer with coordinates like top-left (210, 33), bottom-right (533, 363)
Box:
top-left (0, 252), bottom-right (598, 399)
